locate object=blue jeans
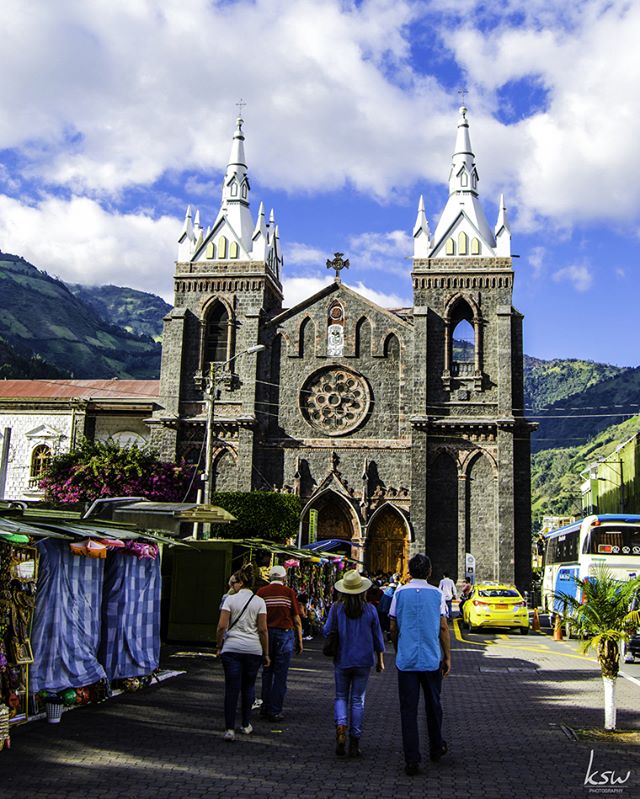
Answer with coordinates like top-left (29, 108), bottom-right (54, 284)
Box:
top-left (397, 668), bottom-right (444, 765)
top-left (261, 628), bottom-right (294, 715)
top-left (445, 599), bottom-right (453, 619)
top-left (334, 666), bottom-right (371, 739)
top-left (220, 652), bottom-right (262, 730)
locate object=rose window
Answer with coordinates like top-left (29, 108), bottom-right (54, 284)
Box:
top-left (301, 368), bottom-right (370, 435)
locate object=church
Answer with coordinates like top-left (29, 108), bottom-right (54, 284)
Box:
top-left (0, 106), bottom-right (533, 587)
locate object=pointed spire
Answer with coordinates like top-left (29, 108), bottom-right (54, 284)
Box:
top-left (495, 193), bottom-right (511, 256)
top-left (413, 194), bottom-right (431, 258)
top-left (177, 204), bottom-right (196, 260)
top-left (448, 105), bottom-right (479, 196)
top-left (252, 201), bottom-right (267, 241)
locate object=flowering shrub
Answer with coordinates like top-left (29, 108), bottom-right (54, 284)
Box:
top-left (40, 439), bottom-right (196, 506)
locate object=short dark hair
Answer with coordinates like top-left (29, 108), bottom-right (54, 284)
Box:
top-left (409, 554), bottom-right (431, 579)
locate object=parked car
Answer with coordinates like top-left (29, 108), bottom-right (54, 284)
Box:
top-left (627, 632), bottom-right (640, 661)
top-left (462, 583), bottom-right (529, 635)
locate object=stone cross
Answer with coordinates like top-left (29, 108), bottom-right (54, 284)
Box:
top-left (326, 252), bottom-right (350, 280)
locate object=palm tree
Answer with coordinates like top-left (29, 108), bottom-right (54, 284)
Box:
top-left (554, 566), bottom-right (640, 731)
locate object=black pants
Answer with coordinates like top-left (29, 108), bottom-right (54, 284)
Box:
top-left (397, 668), bottom-right (444, 765)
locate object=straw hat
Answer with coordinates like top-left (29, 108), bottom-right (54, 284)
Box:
top-left (334, 569), bottom-right (372, 595)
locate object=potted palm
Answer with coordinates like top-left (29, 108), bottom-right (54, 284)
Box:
top-left (554, 566), bottom-right (640, 731)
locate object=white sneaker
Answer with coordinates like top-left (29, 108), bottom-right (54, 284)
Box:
top-left (251, 698), bottom-right (263, 709)
top-left (240, 723), bottom-right (253, 735)
top-left (223, 729), bottom-right (235, 741)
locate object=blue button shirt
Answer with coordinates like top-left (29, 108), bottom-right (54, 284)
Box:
top-left (389, 580), bottom-right (445, 672)
top-left (323, 601), bottom-right (385, 669)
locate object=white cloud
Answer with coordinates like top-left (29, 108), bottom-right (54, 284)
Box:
top-left (282, 276), bottom-right (333, 308)
top-left (0, 194), bottom-right (177, 299)
top-left (347, 230), bottom-right (412, 274)
top-left (346, 281), bottom-right (410, 308)
top-left (286, 243), bottom-right (327, 268)
top-left (528, 245), bottom-right (545, 278)
top-left (552, 263), bottom-right (593, 292)
top-left (446, 1), bottom-right (640, 225)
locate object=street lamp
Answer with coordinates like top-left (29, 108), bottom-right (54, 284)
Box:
top-left (203, 344), bottom-right (265, 505)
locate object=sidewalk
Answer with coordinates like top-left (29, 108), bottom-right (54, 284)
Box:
top-left (2, 626), bottom-right (639, 799)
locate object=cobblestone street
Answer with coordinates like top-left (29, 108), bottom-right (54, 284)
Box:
top-left (2, 627), bottom-right (639, 799)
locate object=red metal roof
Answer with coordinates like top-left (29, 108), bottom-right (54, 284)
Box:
top-left (0, 379), bottom-right (160, 400)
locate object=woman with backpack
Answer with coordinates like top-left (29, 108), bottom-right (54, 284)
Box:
top-left (323, 570), bottom-right (385, 758)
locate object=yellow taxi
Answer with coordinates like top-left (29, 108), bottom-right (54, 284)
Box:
top-left (461, 582), bottom-right (529, 635)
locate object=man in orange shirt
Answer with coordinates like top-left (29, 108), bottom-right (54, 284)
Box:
top-left (257, 565), bottom-right (303, 721)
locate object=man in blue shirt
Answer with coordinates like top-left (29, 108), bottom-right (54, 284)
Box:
top-left (389, 553), bottom-right (451, 776)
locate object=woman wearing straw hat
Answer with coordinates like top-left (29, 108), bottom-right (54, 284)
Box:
top-left (323, 569), bottom-right (385, 757)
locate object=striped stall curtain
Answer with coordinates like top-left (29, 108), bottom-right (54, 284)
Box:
top-left (31, 539), bottom-right (107, 693)
top-left (98, 552), bottom-right (161, 681)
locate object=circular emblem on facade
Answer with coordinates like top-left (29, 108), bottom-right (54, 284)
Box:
top-left (301, 367), bottom-right (371, 435)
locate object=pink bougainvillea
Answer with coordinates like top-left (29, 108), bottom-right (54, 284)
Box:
top-left (40, 439), bottom-right (197, 506)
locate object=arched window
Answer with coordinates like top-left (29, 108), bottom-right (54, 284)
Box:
top-left (458, 231), bottom-right (468, 255)
top-left (446, 297), bottom-right (478, 381)
top-left (203, 302), bottom-right (232, 365)
top-left (446, 238), bottom-right (455, 255)
top-left (241, 182), bottom-right (248, 199)
top-left (30, 444), bottom-right (51, 478)
top-left (218, 236), bottom-right (228, 259)
top-left (206, 242), bottom-right (215, 259)
top-left (230, 181), bottom-right (238, 197)
top-left (460, 171), bottom-right (468, 187)
top-left (230, 241), bottom-right (239, 259)
top-left (471, 237), bottom-right (481, 255)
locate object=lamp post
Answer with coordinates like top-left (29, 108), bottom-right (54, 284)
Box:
top-left (203, 344), bottom-right (265, 506)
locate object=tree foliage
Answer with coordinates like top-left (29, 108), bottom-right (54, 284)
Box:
top-left (209, 491), bottom-right (302, 544)
top-left (40, 439), bottom-right (195, 506)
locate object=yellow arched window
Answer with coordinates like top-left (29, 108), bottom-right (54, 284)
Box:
top-left (471, 237), bottom-right (481, 255)
top-left (206, 242), bottom-right (215, 259)
top-left (218, 236), bottom-right (228, 259)
top-left (446, 238), bottom-right (455, 255)
top-left (31, 444), bottom-right (51, 478)
top-left (229, 241), bottom-right (239, 259)
top-left (458, 232), bottom-right (468, 255)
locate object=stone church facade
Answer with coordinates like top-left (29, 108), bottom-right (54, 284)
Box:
top-left (149, 106), bottom-right (534, 588)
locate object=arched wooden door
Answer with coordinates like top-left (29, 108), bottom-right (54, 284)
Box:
top-left (366, 505), bottom-right (409, 575)
top-left (300, 490), bottom-right (357, 545)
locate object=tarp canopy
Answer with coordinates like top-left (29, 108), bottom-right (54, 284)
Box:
top-left (302, 539), bottom-right (353, 553)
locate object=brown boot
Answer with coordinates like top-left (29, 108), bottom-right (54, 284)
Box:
top-left (348, 735), bottom-right (361, 757)
top-left (335, 724), bottom-right (347, 756)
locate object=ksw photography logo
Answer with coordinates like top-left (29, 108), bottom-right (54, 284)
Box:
top-left (584, 749), bottom-right (631, 794)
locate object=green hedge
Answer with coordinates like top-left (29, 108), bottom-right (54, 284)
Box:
top-left (209, 491), bottom-right (302, 543)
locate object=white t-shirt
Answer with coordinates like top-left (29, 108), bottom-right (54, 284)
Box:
top-left (438, 577), bottom-right (457, 601)
top-left (221, 589), bottom-right (267, 655)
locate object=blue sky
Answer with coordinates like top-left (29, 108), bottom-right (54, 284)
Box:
top-left (0, 0), bottom-right (639, 366)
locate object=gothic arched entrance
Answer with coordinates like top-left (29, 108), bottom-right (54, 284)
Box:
top-left (366, 504), bottom-right (410, 576)
top-left (300, 489), bottom-right (359, 546)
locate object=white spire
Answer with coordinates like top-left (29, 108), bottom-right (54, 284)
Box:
top-left (495, 193), bottom-right (511, 256)
top-left (413, 194), bottom-right (431, 257)
top-left (252, 201), bottom-right (268, 259)
top-left (218, 115), bottom-right (254, 251)
top-left (177, 204), bottom-right (196, 260)
top-left (428, 105), bottom-right (496, 257)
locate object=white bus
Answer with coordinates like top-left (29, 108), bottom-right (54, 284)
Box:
top-left (542, 514), bottom-right (640, 615)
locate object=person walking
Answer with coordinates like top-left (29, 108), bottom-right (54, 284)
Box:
top-left (323, 569), bottom-right (385, 758)
top-left (438, 572), bottom-right (457, 620)
top-left (390, 554), bottom-right (451, 776)
top-left (256, 564), bottom-right (303, 722)
top-left (216, 563), bottom-right (270, 741)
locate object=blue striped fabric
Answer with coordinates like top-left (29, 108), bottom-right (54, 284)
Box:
top-left (31, 539), bottom-right (107, 693)
top-left (98, 552), bottom-right (161, 680)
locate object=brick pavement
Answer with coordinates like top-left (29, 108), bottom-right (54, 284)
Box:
top-left (2, 624), bottom-right (639, 799)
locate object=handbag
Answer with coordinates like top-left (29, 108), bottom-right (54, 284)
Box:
top-left (322, 608), bottom-right (339, 657)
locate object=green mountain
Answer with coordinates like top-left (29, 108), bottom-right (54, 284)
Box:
top-left (531, 415), bottom-right (640, 529)
top-left (524, 355), bottom-right (624, 413)
top-left (0, 336), bottom-right (71, 379)
top-left (68, 284), bottom-right (171, 341)
top-left (0, 252), bottom-right (160, 378)
top-left (530, 366), bottom-right (640, 452)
